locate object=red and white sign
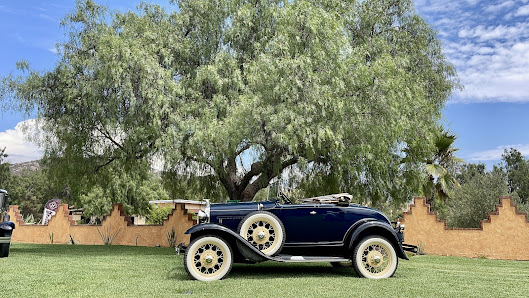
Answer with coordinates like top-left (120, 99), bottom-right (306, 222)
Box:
top-left (41, 199), bottom-right (61, 225)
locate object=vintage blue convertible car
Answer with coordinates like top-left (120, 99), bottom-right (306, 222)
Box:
top-left (183, 193), bottom-right (415, 281)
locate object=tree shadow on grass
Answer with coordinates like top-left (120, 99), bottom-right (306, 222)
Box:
top-left (231, 262), bottom-right (357, 279)
top-left (10, 243), bottom-right (175, 257)
top-left (168, 261), bottom-right (357, 281)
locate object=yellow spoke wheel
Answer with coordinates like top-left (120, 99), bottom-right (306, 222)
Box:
top-left (353, 236), bottom-right (398, 279)
top-left (184, 235), bottom-right (233, 281)
top-left (238, 211), bottom-right (285, 256)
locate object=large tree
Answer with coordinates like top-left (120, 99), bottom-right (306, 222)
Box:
top-left (1, 0), bottom-right (458, 204)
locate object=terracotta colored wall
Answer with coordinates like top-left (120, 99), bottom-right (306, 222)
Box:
top-left (9, 197), bottom-right (529, 260)
top-left (401, 196), bottom-right (529, 260)
top-left (6, 203), bottom-right (201, 247)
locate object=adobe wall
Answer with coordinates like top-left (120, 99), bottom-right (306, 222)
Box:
top-left (401, 196), bottom-right (529, 260)
top-left (7, 197), bottom-right (529, 259)
top-left (6, 203), bottom-right (202, 247)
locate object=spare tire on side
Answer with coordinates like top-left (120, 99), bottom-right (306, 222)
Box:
top-left (237, 211), bottom-right (285, 256)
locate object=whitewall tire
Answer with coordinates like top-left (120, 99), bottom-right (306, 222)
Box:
top-left (352, 236), bottom-right (398, 279)
top-left (184, 235), bottom-right (233, 281)
top-left (238, 211), bottom-right (285, 256)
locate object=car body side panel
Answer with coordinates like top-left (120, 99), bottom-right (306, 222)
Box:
top-left (274, 204), bottom-right (392, 244)
top-left (207, 200), bottom-right (393, 246)
top-left (275, 205), bottom-right (352, 243)
top-left (209, 201), bottom-right (277, 232)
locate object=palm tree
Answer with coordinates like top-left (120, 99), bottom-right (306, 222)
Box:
top-left (423, 129), bottom-right (463, 207)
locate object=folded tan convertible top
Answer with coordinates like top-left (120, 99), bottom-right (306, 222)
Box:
top-left (301, 193), bottom-right (353, 204)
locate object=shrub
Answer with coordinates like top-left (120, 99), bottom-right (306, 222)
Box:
top-left (147, 205), bottom-right (173, 225)
top-left (447, 170), bottom-right (514, 228)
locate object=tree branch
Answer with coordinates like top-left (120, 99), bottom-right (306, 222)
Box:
top-left (95, 156), bottom-right (117, 172)
top-left (235, 142), bottom-right (252, 156)
top-left (95, 124), bottom-right (124, 150)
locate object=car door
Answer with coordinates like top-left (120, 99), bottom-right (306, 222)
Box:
top-left (277, 204), bottom-right (351, 244)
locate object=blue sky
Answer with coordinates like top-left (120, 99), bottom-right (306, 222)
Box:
top-left (1, 0), bottom-right (529, 168)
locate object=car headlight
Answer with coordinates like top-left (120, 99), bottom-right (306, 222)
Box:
top-left (394, 221), bottom-right (405, 231)
top-left (197, 210), bottom-right (208, 223)
top-left (198, 199), bottom-right (210, 223)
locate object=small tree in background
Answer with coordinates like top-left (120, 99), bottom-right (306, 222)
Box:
top-left (0, 148), bottom-right (9, 186)
top-left (443, 161), bottom-right (529, 228)
top-left (423, 129), bottom-right (463, 209)
top-left (446, 168), bottom-right (513, 228)
top-left (79, 167), bottom-right (169, 220)
top-left (147, 205), bottom-right (173, 225)
top-left (502, 148), bottom-right (529, 204)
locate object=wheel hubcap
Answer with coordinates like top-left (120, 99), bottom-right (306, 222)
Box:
top-left (366, 251), bottom-right (383, 267)
top-left (204, 254), bottom-right (214, 264)
top-left (246, 220), bottom-right (276, 251)
top-left (193, 243), bottom-right (225, 275)
top-left (257, 231), bottom-right (266, 239)
top-left (361, 243), bottom-right (391, 275)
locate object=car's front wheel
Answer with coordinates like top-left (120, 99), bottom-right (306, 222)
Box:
top-left (184, 235), bottom-right (233, 281)
top-left (352, 236), bottom-right (398, 279)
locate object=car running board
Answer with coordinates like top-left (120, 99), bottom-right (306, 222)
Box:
top-left (272, 254), bottom-right (350, 263)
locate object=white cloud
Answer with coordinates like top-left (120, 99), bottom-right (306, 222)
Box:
top-left (414, 0), bottom-right (529, 103)
top-left (468, 144), bottom-right (529, 161)
top-left (515, 4), bottom-right (529, 16)
top-left (0, 120), bottom-right (43, 164)
top-left (451, 40), bottom-right (529, 102)
top-left (484, 1), bottom-right (515, 13)
top-left (457, 23), bottom-right (529, 42)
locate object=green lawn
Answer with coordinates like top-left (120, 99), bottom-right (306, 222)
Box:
top-left (1, 243), bottom-right (528, 297)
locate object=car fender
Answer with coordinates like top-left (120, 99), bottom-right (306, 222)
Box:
top-left (185, 223), bottom-right (270, 263)
top-left (348, 221), bottom-right (408, 260)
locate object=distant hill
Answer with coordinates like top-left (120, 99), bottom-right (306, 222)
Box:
top-left (9, 160), bottom-right (41, 176)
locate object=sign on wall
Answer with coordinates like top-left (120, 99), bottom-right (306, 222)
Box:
top-left (41, 199), bottom-right (61, 225)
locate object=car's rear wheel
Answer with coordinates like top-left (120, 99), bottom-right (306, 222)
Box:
top-left (238, 211), bottom-right (285, 256)
top-left (352, 236), bottom-right (398, 279)
top-left (184, 235), bottom-right (233, 281)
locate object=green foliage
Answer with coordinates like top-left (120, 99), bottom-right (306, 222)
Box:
top-left (161, 171), bottom-right (227, 202)
top-left (423, 129), bottom-right (462, 209)
top-left (502, 148), bottom-right (529, 204)
top-left (79, 169), bottom-right (169, 218)
top-left (23, 213), bottom-right (35, 224)
top-left (1, 0), bottom-right (458, 205)
top-left (446, 168), bottom-right (513, 228)
top-left (0, 148), bottom-right (9, 187)
top-left (147, 205), bottom-right (173, 225)
top-left (5, 168), bottom-right (68, 221)
top-left (455, 163), bottom-right (485, 185)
